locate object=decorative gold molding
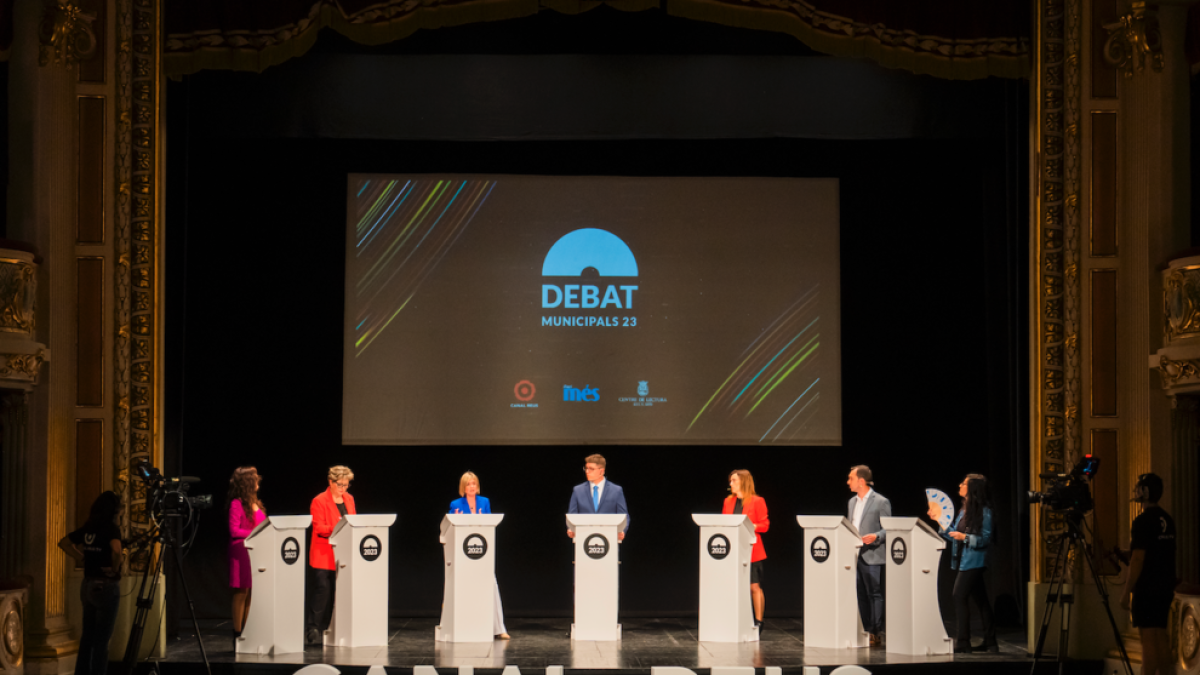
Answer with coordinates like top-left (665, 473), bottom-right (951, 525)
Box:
top-left (1033, 0), bottom-right (1083, 583)
top-left (38, 0), bottom-right (98, 67)
top-left (1103, 1), bottom-right (1164, 78)
top-left (114, 0), bottom-right (161, 559)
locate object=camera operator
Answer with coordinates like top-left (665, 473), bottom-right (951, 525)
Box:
top-left (1115, 473), bottom-right (1177, 675)
top-left (58, 492), bottom-right (124, 675)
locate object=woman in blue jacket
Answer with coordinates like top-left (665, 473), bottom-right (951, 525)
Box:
top-left (930, 473), bottom-right (996, 654)
top-left (449, 472), bottom-right (509, 639)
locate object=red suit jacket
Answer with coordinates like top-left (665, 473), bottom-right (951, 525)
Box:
top-left (723, 494), bottom-right (769, 562)
top-left (310, 487), bottom-right (357, 571)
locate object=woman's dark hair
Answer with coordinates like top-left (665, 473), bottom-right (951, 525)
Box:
top-left (957, 473), bottom-right (991, 534)
top-left (227, 466), bottom-right (262, 521)
top-left (86, 491), bottom-right (122, 528)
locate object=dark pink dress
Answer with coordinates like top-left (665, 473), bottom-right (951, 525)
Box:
top-left (228, 499), bottom-right (266, 589)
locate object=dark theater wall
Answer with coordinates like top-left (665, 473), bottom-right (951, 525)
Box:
top-left (163, 8), bottom-right (1029, 625)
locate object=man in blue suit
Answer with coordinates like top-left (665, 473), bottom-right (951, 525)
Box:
top-left (568, 454), bottom-right (629, 541)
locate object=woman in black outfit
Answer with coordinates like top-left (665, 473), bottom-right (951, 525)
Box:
top-left (58, 492), bottom-right (125, 675)
top-left (930, 474), bottom-right (996, 653)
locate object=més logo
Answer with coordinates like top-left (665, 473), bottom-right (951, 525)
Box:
top-left (542, 229), bottom-right (638, 309)
top-left (564, 385), bottom-right (600, 402)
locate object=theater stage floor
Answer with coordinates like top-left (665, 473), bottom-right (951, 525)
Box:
top-left (152, 618), bottom-right (1100, 674)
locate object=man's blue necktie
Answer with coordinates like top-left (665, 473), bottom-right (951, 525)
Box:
top-left (592, 485), bottom-right (600, 512)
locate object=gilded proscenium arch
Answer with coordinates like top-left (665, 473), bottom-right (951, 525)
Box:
top-left (1032, 0), bottom-right (1083, 583)
top-left (114, 0), bottom-right (163, 555)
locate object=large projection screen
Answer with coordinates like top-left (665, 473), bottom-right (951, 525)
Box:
top-left (343, 175), bottom-right (841, 445)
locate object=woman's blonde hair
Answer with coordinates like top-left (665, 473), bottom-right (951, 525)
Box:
top-left (328, 465), bottom-right (354, 482)
top-left (458, 471), bottom-right (480, 497)
top-left (729, 469), bottom-right (757, 501)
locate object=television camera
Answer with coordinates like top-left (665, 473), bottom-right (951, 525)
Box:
top-left (133, 459), bottom-right (213, 522)
top-left (1026, 454), bottom-right (1099, 515)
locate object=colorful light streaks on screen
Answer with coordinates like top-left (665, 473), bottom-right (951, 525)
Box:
top-left (687, 286), bottom-right (823, 443)
top-left (353, 178), bottom-right (496, 357)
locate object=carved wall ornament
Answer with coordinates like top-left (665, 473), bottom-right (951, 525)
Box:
top-left (1183, 605), bottom-right (1199, 663)
top-left (2, 608), bottom-right (20, 664)
top-left (1179, 595), bottom-right (1200, 671)
top-left (0, 587), bottom-right (26, 670)
top-left (0, 350), bottom-right (49, 387)
top-left (1103, 1), bottom-right (1164, 78)
top-left (0, 259), bottom-right (37, 336)
top-left (38, 0), bottom-right (98, 67)
top-left (1157, 355), bottom-right (1200, 387)
top-left (0, 247), bottom-right (49, 393)
top-left (1163, 264), bottom-right (1200, 343)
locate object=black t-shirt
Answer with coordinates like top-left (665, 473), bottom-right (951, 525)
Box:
top-left (733, 499), bottom-right (743, 515)
top-left (336, 502), bottom-right (348, 517)
top-left (68, 521), bottom-right (122, 579)
top-left (1131, 506), bottom-right (1176, 596)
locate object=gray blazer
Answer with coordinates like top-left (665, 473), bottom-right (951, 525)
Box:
top-left (847, 490), bottom-right (892, 565)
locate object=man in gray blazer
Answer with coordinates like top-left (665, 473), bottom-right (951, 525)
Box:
top-left (847, 465), bottom-right (891, 646)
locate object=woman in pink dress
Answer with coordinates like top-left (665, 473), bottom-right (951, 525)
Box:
top-left (228, 466), bottom-right (265, 639)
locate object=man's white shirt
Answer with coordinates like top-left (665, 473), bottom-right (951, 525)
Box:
top-left (852, 488), bottom-right (874, 531)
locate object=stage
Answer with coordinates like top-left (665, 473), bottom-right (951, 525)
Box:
top-left (150, 618), bottom-right (1099, 674)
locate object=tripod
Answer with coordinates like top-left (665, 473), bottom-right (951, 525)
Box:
top-left (120, 513), bottom-right (210, 675)
top-left (1031, 512), bottom-right (1132, 675)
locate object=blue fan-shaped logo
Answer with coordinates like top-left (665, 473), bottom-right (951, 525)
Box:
top-left (542, 229), bottom-right (638, 277)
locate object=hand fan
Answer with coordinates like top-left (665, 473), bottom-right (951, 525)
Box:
top-left (925, 488), bottom-right (955, 531)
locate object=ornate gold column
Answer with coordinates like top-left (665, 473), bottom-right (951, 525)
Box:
top-left (7, 0), bottom-right (83, 667)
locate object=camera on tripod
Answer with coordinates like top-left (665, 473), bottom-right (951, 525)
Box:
top-left (1027, 453), bottom-right (1133, 675)
top-left (121, 461), bottom-right (215, 675)
top-left (134, 460), bottom-right (213, 520)
top-left (1026, 454), bottom-right (1100, 514)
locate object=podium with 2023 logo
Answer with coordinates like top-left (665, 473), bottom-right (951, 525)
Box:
top-left (881, 516), bottom-right (952, 655)
top-left (796, 515), bottom-right (867, 649)
top-left (567, 514), bottom-right (626, 641)
top-left (436, 513), bottom-right (504, 643)
top-left (326, 514), bottom-right (396, 648)
top-left (238, 515), bottom-right (312, 655)
top-left (692, 514), bottom-right (759, 643)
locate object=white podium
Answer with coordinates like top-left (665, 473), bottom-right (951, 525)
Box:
top-left (567, 513), bottom-right (626, 641)
top-left (435, 514), bottom-right (504, 643)
top-left (325, 514), bottom-right (396, 648)
top-left (881, 517), bottom-right (952, 655)
top-left (692, 514), bottom-right (759, 643)
top-left (238, 515), bottom-right (312, 655)
top-left (796, 515), bottom-right (867, 649)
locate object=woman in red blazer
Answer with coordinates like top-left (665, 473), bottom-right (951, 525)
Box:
top-left (723, 469), bottom-right (769, 627)
top-left (307, 465), bottom-right (357, 645)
